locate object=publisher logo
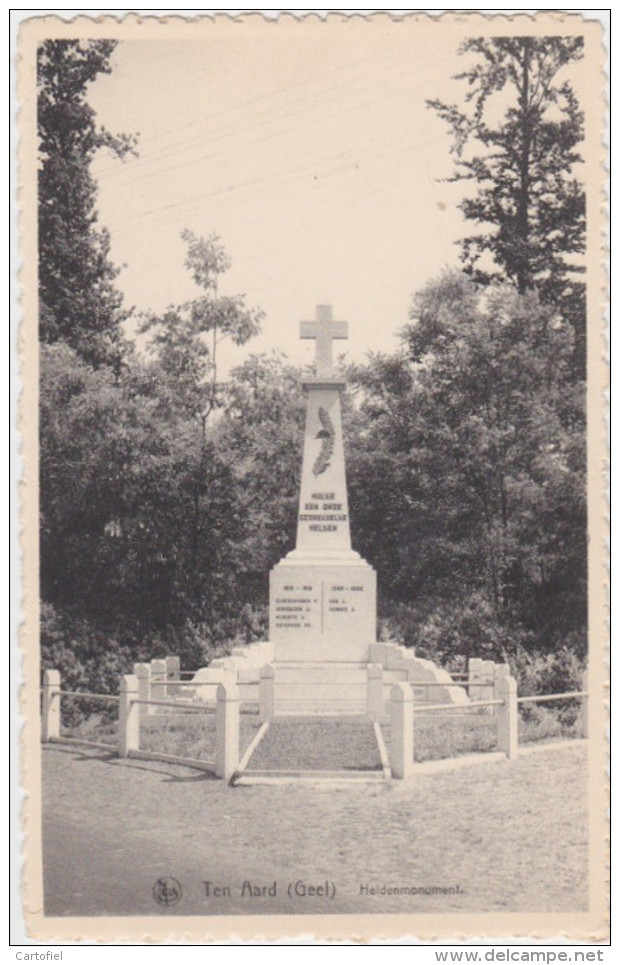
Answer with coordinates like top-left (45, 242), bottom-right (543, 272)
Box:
top-left (152, 877), bottom-right (182, 906)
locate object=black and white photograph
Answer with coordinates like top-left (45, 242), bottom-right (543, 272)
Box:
top-left (15, 10), bottom-right (608, 944)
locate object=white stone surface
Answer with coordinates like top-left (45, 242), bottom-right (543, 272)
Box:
top-left (271, 560), bottom-right (376, 662)
top-left (293, 384), bottom-right (353, 554)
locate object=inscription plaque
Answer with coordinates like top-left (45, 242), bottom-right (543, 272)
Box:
top-left (273, 583), bottom-right (320, 632)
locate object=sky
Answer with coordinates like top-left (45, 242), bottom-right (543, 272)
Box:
top-left (86, 23), bottom-right (486, 374)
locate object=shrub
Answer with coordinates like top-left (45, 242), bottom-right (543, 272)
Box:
top-left (511, 646), bottom-right (585, 726)
top-left (40, 602), bottom-right (134, 726)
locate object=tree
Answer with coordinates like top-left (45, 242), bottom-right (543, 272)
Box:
top-left (218, 352), bottom-right (306, 581)
top-left (404, 273), bottom-right (586, 648)
top-left (39, 340), bottom-right (249, 645)
top-left (139, 230), bottom-right (263, 436)
top-left (347, 272), bottom-right (586, 664)
top-left (428, 37), bottom-right (586, 375)
top-left (37, 39), bottom-right (135, 368)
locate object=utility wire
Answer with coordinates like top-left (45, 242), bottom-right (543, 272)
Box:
top-left (93, 37), bottom-right (452, 185)
top-left (95, 60), bottom-right (401, 179)
top-left (94, 36), bottom-right (421, 177)
top-left (105, 120), bottom-right (441, 233)
top-left (107, 129), bottom-right (445, 240)
top-left (97, 73), bottom-right (435, 198)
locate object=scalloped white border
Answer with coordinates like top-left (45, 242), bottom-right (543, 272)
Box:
top-left (11, 8), bottom-right (610, 946)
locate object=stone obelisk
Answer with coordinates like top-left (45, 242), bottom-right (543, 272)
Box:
top-left (269, 305), bottom-right (377, 663)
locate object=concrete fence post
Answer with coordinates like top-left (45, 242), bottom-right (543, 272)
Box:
top-left (468, 657), bottom-right (483, 701)
top-left (42, 669), bottom-right (61, 742)
top-left (150, 659), bottom-right (167, 709)
top-left (482, 660), bottom-right (496, 709)
top-left (165, 655), bottom-right (181, 697)
top-left (133, 663), bottom-right (151, 718)
top-left (389, 682), bottom-right (414, 779)
top-left (580, 669), bottom-right (588, 739)
top-left (119, 674), bottom-right (140, 758)
top-left (259, 664), bottom-right (276, 722)
top-left (492, 663), bottom-right (510, 718)
top-left (366, 664), bottom-right (383, 721)
top-left (497, 674), bottom-right (518, 760)
top-left (216, 677), bottom-right (240, 781)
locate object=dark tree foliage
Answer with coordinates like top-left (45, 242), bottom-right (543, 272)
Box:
top-left (347, 272), bottom-right (587, 667)
top-left (39, 340), bottom-right (306, 674)
top-left (217, 352), bottom-right (307, 580)
top-left (39, 340), bottom-right (254, 651)
top-left (428, 36), bottom-right (586, 376)
top-left (37, 39), bottom-right (135, 368)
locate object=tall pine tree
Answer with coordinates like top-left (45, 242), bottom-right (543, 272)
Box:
top-left (37, 40), bottom-right (135, 368)
top-left (428, 37), bottom-right (585, 377)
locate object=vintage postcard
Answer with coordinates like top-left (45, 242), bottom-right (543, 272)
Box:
top-left (16, 10), bottom-right (608, 944)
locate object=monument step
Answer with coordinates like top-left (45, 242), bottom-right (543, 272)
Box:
top-left (275, 660), bottom-right (369, 669)
top-left (233, 769), bottom-right (386, 784)
top-left (276, 682), bottom-right (366, 698)
top-left (275, 700), bottom-right (367, 715)
top-left (274, 663), bottom-right (369, 683)
top-left (275, 660), bottom-right (370, 664)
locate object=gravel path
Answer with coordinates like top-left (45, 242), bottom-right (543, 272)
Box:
top-left (42, 742), bottom-right (588, 918)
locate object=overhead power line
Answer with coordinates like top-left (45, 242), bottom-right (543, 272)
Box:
top-left (97, 70), bottom-right (437, 196)
top-left (106, 127), bottom-right (445, 240)
top-left (95, 35), bottom-right (419, 178)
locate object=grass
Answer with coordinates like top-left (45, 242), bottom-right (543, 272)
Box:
top-left (403, 714), bottom-right (498, 763)
top-left (139, 712), bottom-right (263, 761)
top-left (518, 703), bottom-right (582, 744)
top-left (61, 712), bottom-right (118, 743)
top-left (59, 702), bottom-right (583, 767)
top-left (246, 718), bottom-right (382, 771)
top-left (59, 708), bottom-right (263, 760)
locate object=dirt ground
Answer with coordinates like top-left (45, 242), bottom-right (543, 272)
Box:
top-left (41, 741), bottom-right (588, 918)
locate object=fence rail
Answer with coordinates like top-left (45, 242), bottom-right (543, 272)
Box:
top-left (127, 748), bottom-right (216, 771)
top-left (41, 669), bottom-right (240, 781)
top-left (41, 661), bottom-right (589, 783)
top-left (412, 681), bottom-right (493, 689)
top-left (134, 697), bottom-right (215, 711)
top-left (166, 680), bottom-right (224, 687)
top-left (414, 698), bottom-right (504, 713)
top-left (517, 691), bottom-right (586, 704)
top-left (49, 736), bottom-right (117, 751)
top-left (55, 690), bottom-right (120, 702)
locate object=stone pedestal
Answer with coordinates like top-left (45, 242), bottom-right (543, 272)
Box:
top-left (264, 307), bottom-right (378, 710)
top-left (271, 558), bottom-right (376, 663)
top-left (269, 345), bottom-right (376, 665)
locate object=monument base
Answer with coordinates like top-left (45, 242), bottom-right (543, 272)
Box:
top-left (271, 661), bottom-right (369, 716)
top-left (270, 555), bottom-right (376, 663)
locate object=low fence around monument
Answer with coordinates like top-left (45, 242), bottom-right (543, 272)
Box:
top-left (40, 668), bottom-right (240, 781)
top-left (41, 671), bottom-right (120, 751)
top-left (130, 656), bottom-right (261, 715)
top-left (42, 663), bottom-right (588, 783)
top-left (386, 675), bottom-right (589, 779)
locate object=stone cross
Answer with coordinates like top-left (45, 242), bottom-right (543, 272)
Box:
top-left (300, 304), bottom-right (348, 378)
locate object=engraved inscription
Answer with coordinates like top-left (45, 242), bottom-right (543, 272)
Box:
top-left (274, 583), bottom-right (320, 630)
top-left (298, 491), bottom-right (349, 534)
top-left (326, 582), bottom-right (365, 616)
